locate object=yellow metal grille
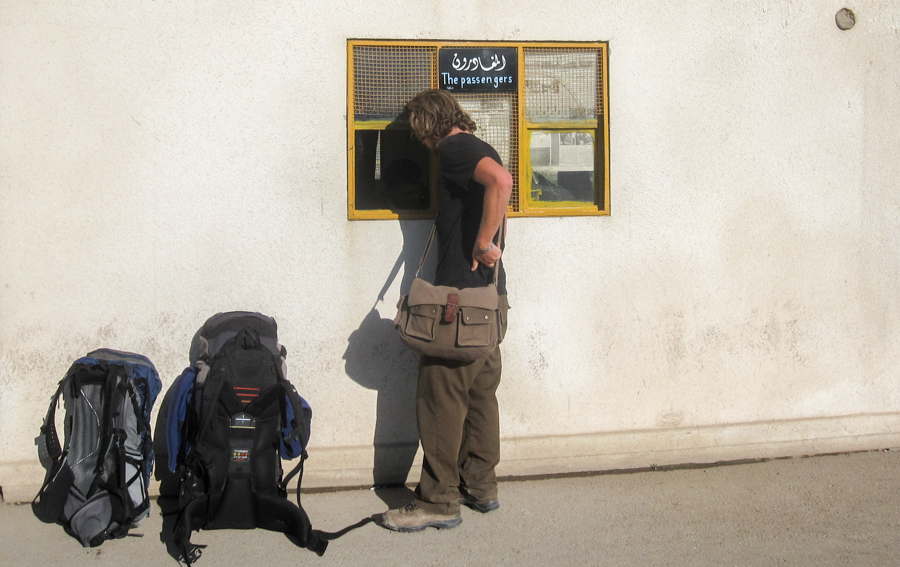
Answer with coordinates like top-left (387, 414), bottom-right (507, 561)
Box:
top-left (352, 45), bottom-right (435, 120)
top-left (455, 92), bottom-right (520, 212)
top-left (524, 48), bottom-right (603, 122)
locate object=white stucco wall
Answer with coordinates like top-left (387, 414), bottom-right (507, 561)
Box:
top-left (2, 1), bottom-right (899, 501)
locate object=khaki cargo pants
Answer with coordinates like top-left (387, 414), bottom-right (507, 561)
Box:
top-left (413, 343), bottom-right (502, 515)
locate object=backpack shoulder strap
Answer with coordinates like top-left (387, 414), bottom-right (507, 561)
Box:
top-left (32, 379), bottom-right (69, 522)
top-left (35, 379), bottom-right (66, 471)
top-left (195, 372), bottom-right (225, 445)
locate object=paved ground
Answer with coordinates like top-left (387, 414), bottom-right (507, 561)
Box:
top-left (2, 449), bottom-right (899, 566)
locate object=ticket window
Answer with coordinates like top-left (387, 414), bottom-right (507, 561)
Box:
top-left (348, 41), bottom-right (609, 219)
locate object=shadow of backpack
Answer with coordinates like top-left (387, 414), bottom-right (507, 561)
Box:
top-left (154, 311), bottom-right (327, 564)
top-left (33, 349), bottom-right (162, 547)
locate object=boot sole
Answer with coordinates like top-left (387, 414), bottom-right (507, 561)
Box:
top-left (383, 515), bottom-right (462, 533)
top-left (459, 498), bottom-right (500, 513)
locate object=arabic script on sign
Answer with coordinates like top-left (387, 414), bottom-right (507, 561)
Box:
top-left (451, 53), bottom-right (508, 72)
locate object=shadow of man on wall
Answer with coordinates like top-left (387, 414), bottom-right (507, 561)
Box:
top-left (343, 220), bottom-right (434, 508)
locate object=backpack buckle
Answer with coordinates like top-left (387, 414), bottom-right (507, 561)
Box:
top-left (231, 413), bottom-right (256, 429)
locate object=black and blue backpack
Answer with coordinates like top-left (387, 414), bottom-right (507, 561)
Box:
top-left (33, 349), bottom-right (162, 547)
top-left (155, 311), bottom-right (326, 564)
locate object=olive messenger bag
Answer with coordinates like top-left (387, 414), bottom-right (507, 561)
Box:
top-left (394, 222), bottom-right (506, 362)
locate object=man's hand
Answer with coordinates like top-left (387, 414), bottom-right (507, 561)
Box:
top-left (472, 242), bottom-right (502, 271)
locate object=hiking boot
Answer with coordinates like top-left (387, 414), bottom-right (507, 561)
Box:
top-left (459, 497), bottom-right (500, 513)
top-left (382, 503), bottom-right (462, 532)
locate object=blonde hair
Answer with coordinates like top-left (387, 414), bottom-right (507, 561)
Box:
top-left (404, 89), bottom-right (477, 146)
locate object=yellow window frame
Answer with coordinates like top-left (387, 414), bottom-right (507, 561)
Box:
top-left (347, 40), bottom-right (610, 220)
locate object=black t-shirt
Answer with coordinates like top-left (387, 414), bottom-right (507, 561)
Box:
top-left (433, 132), bottom-right (507, 294)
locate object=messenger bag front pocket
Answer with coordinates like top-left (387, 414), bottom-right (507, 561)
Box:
top-left (457, 307), bottom-right (496, 347)
top-left (406, 304), bottom-right (439, 341)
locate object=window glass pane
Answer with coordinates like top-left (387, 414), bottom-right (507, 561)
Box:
top-left (355, 127), bottom-right (431, 211)
top-left (529, 131), bottom-right (595, 205)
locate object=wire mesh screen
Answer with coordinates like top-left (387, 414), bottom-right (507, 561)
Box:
top-left (353, 45), bottom-right (435, 120)
top-left (524, 48), bottom-right (603, 122)
top-left (456, 92), bottom-right (520, 211)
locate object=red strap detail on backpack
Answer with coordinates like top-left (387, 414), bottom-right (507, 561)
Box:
top-left (233, 386), bottom-right (260, 406)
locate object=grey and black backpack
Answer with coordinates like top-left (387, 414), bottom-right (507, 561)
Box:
top-left (155, 311), bottom-right (326, 564)
top-left (33, 349), bottom-right (162, 547)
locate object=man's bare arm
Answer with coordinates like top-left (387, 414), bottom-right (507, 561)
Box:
top-left (471, 156), bottom-right (512, 271)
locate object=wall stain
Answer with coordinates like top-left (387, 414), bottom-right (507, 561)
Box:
top-left (657, 411), bottom-right (685, 427)
top-left (525, 328), bottom-right (550, 380)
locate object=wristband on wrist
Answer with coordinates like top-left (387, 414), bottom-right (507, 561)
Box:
top-left (475, 243), bottom-right (494, 254)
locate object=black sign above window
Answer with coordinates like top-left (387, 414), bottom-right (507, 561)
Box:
top-left (439, 47), bottom-right (517, 93)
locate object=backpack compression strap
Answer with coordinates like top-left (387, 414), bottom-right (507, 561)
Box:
top-left (86, 363), bottom-right (123, 496)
